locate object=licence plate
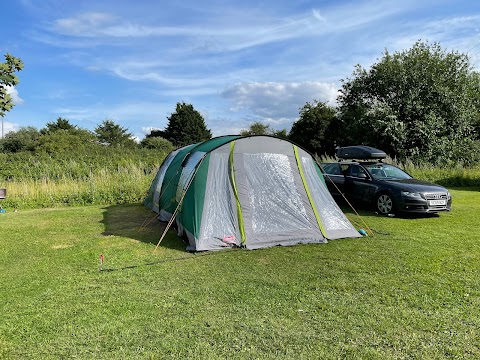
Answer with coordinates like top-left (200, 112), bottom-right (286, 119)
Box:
top-left (429, 199), bottom-right (446, 206)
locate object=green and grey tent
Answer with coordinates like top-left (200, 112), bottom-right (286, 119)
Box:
top-left (145, 135), bottom-right (361, 251)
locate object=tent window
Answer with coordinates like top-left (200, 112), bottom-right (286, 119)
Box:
top-left (176, 151), bottom-right (206, 202)
top-left (202, 152), bottom-right (239, 246)
top-left (243, 153), bottom-right (311, 234)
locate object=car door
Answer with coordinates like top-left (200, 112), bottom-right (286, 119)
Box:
top-left (344, 164), bottom-right (376, 203)
top-left (321, 163), bottom-right (345, 196)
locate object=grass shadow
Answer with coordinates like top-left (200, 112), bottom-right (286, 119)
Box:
top-left (101, 203), bottom-right (186, 252)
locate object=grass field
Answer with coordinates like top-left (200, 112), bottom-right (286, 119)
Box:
top-left (1, 188), bottom-right (479, 359)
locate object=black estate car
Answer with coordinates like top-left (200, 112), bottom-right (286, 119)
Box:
top-left (321, 146), bottom-right (452, 215)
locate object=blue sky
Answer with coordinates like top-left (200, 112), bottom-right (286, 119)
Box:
top-left (2, 0), bottom-right (480, 140)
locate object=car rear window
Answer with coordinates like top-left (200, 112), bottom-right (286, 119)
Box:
top-left (321, 163), bottom-right (343, 175)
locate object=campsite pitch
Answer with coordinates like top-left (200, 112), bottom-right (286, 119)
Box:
top-left (0, 189), bottom-right (479, 359)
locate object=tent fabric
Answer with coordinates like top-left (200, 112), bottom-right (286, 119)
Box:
top-left (145, 135), bottom-right (361, 251)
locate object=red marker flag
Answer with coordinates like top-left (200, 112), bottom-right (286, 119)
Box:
top-left (99, 254), bottom-right (105, 271)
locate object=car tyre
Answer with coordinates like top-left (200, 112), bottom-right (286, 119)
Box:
top-left (376, 193), bottom-right (395, 215)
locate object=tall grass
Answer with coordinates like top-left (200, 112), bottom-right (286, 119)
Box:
top-left (0, 164), bottom-right (157, 209)
top-left (0, 148), bottom-right (164, 181)
top-left (1, 152), bottom-right (479, 210)
top-left (0, 147), bottom-right (169, 209)
top-left (400, 159), bottom-right (480, 187)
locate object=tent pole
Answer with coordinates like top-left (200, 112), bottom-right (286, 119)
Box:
top-left (140, 212), bottom-right (160, 229)
top-left (153, 202), bottom-right (181, 253)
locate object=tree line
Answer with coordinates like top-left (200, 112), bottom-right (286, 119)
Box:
top-left (2, 41), bottom-right (480, 166)
top-left (0, 102), bottom-right (212, 156)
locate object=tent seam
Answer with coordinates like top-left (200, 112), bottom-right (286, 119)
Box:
top-left (230, 141), bottom-right (246, 245)
top-left (293, 145), bottom-right (327, 238)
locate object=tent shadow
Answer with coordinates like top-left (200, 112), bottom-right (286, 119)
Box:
top-left (100, 203), bottom-right (186, 252)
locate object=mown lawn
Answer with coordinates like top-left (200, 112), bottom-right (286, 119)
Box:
top-left (1, 188), bottom-right (479, 359)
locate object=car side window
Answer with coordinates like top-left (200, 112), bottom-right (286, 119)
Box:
top-left (346, 165), bottom-right (367, 178)
top-left (322, 163), bottom-right (342, 175)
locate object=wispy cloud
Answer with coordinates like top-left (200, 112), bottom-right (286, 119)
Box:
top-left (45, 0), bottom-right (416, 52)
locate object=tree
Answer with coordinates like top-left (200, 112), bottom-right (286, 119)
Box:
top-left (271, 128), bottom-right (288, 139)
top-left (162, 102), bottom-right (211, 147)
top-left (140, 136), bottom-right (174, 153)
top-left (94, 119), bottom-right (135, 147)
top-left (0, 126), bottom-right (40, 153)
top-left (240, 121), bottom-right (288, 138)
top-left (36, 129), bottom-right (97, 155)
top-left (42, 117), bottom-right (77, 134)
top-left (337, 41), bottom-right (480, 165)
top-left (1, 54), bottom-right (24, 138)
top-left (0, 54), bottom-right (24, 117)
top-left (289, 100), bottom-right (337, 155)
top-left (240, 121), bottom-right (271, 136)
top-left (145, 129), bottom-right (165, 138)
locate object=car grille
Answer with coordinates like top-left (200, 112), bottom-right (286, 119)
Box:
top-left (424, 192), bottom-right (448, 200)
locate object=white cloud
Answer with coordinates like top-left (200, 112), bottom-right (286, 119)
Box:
top-left (222, 81), bottom-right (339, 119)
top-left (0, 120), bottom-right (19, 137)
top-left (52, 12), bottom-right (118, 36)
top-left (5, 86), bottom-right (24, 105)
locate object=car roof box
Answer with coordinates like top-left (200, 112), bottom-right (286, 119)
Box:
top-left (336, 146), bottom-right (386, 160)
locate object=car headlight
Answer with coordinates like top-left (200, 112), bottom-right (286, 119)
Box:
top-left (401, 191), bottom-right (422, 198)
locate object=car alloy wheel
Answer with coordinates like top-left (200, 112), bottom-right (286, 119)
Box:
top-left (377, 194), bottom-right (394, 214)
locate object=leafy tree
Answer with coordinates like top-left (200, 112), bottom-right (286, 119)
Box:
top-left (240, 121), bottom-right (288, 138)
top-left (240, 121), bottom-right (271, 136)
top-left (162, 102), bottom-right (211, 147)
top-left (271, 128), bottom-right (288, 139)
top-left (0, 54), bottom-right (24, 118)
top-left (42, 117), bottom-right (77, 134)
top-left (145, 129), bottom-right (165, 138)
top-left (94, 119), bottom-right (136, 147)
top-left (289, 101), bottom-right (337, 155)
top-left (140, 136), bottom-right (174, 153)
top-left (337, 41), bottom-right (480, 165)
top-left (36, 129), bottom-right (97, 155)
top-left (0, 126), bottom-right (40, 153)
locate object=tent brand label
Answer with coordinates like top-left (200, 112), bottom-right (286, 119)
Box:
top-left (223, 235), bottom-right (236, 243)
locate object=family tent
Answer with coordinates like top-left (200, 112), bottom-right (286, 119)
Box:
top-left (145, 135), bottom-right (361, 251)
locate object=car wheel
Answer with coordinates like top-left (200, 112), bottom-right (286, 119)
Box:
top-left (376, 193), bottom-right (395, 215)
